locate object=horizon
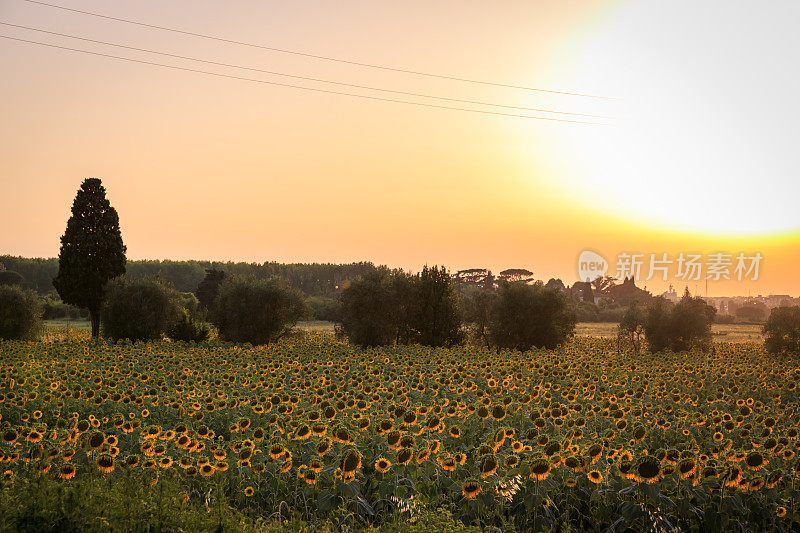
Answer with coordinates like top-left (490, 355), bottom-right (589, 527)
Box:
top-left (3, 252), bottom-right (798, 301)
top-left (2, 0), bottom-right (799, 296)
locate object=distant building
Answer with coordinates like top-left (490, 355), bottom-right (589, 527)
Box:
top-left (660, 284), bottom-right (679, 303)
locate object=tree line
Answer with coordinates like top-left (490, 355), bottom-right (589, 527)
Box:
top-left (2, 177), bottom-right (800, 358)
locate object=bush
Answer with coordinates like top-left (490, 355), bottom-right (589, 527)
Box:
top-left (488, 282), bottom-right (577, 351)
top-left (0, 270), bottom-right (24, 286)
top-left (210, 276), bottom-right (308, 345)
top-left (763, 306), bottom-right (800, 355)
top-left (306, 296), bottom-right (341, 322)
top-left (459, 284), bottom-right (496, 347)
top-left (101, 277), bottom-right (180, 342)
top-left (0, 285), bottom-right (42, 340)
top-left (408, 266), bottom-right (463, 347)
top-left (196, 269), bottom-right (226, 312)
top-left (338, 268), bottom-right (401, 347)
top-left (40, 297), bottom-right (86, 320)
top-left (644, 292), bottom-right (715, 353)
top-left (167, 308), bottom-right (211, 342)
top-left (339, 267), bottom-right (462, 348)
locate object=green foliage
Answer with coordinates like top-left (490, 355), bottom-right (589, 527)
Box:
top-left (2, 255), bottom-right (376, 298)
top-left (408, 266), bottom-right (463, 347)
top-left (644, 292), bottom-right (715, 353)
top-left (339, 268), bottom-right (403, 347)
top-left (53, 178), bottom-right (126, 337)
top-left (339, 267), bottom-right (463, 348)
top-left (211, 275), bottom-right (309, 345)
top-left (0, 285), bottom-right (42, 340)
top-left (196, 268), bottom-right (226, 312)
top-left (618, 302), bottom-right (645, 352)
top-left (0, 270), bottom-right (24, 286)
top-left (40, 297), bottom-right (87, 320)
top-left (101, 277), bottom-right (180, 342)
top-left (489, 282), bottom-right (577, 350)
top-left (167, 293), bottom-right (212, 343)
top-left (459, 284), bottom-right (496, 347)
top-left (762, 306), bottom-right (800, 355)
top-left (735, 303), bottom-right (769, 323)
top-left (306, 296), bottom-right (341, 322)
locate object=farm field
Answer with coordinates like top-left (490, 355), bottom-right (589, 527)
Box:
top-left (575, 322), bottom-right (764, 344)
top-left (46, 320), bottom-right (765, 344)
top-left (1, 330), bottom-right (798, 531)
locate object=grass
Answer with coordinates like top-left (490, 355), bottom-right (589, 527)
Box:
top-left (574, 322), bottom-right (763, 343)
top-left (47, 319), bottom-right (764, 344)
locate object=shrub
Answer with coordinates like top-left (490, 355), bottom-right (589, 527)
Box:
top-left (306, 296), bottom-right (341, 322)
top-left (166, 294), bottom-right (211, 342)
top-left (763, 306), bottom-right (800, 355)
top-left (338, 268), bottom-right (401, 347)
top-left (167, 308), bottom-right (211, 342)
top-left (488, 282), bottom-right (577, 351)
top-left (0, 270), bottom-right (24, 286)
top-left (211, 276), bottom-right (308, 345)
top-left (0, 285), bottom-right (42, 340)
top-left (408, 265), bottom-right (463, 347)
top-left (196, 269), bottom-right (226, 312)
top-left (101, 277), bottom-right (180, 342)
top-left (644, 292), bottom-right (715, 353)
top-left (459, 284), bottom-right (496, 347)
top-left (40, 297), bottom-right (86, 320)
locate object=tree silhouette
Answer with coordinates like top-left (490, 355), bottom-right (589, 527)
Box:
top-left (53, 178), bottom-right (126, 337)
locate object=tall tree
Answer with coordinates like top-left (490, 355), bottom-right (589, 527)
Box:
top-left (53, 178), bottom-right (126, 337)
top-left (409, 265), bottom-right (463, 347)
top-left (196, 268), bottom-right (226, 311)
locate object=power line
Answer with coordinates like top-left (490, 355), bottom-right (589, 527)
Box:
top-left (19, 0), bottom-right (614, 100)
top-left (0, 22), bottom-right (610, 119)
top-left (0, 35), bottom-right (609, 124)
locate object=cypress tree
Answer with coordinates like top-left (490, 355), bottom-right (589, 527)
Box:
top-left (53, 178), bottom-right (126, 337)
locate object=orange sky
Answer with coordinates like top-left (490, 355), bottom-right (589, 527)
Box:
top-left (1, 1), bottom-right (798, 296)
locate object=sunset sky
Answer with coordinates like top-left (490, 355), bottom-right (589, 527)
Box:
top-left (2, 0), bottom-right (799, 296)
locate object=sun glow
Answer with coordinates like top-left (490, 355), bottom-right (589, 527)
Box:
top-left (550, 0), bottom-right (800, 236)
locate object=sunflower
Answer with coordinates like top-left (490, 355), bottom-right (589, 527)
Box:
top-left (2, 430), bottom-right (17, 445)
top-left (777, 506), bottom-right (787, 517)
top-left (244, 486), bottom-right (255, 497)
top-left (677, 458), bottom-right (696, 480)
top-left (342, 449), bottom-right (362, 473)
top-left (745, 451), bottom-right (767, 471)
top-left (462, 480), bottom-right (482, 499)
top-left (88, 431), bottom-right (105, 450)
top-left (159, 457), bottom-right (173, 468)
top-left (724, 466), bottom-right (743, 487)
top-left (479, 455), bottom-right (499, 478)
top-left (316, 440), bottom-right (332, 457)
top-left (96, 453), bottom-right (115, 474)
top-left (565, 477), bottom-right (577, 487)
top-left (301, 469), bottom-right (317, 485)
top-left (59, 464), bottom-right (76, 480)
top-left (397, 448), bottom-right (414, 466)
top-left (375, 458), bottom-right (391, 473)
top-left (587, 470), bottom-right (603, 484)
top-left (269, 445), bottom-right (285, 459)
top-left (454, 453), bottom-right (467, 465)
top-left (199, 464), bottom-right (215, 477)
top-left (530, 458), bottom-right (551, 481)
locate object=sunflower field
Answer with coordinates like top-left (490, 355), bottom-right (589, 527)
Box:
top-left (1, 329), bottom-right (799, 531)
